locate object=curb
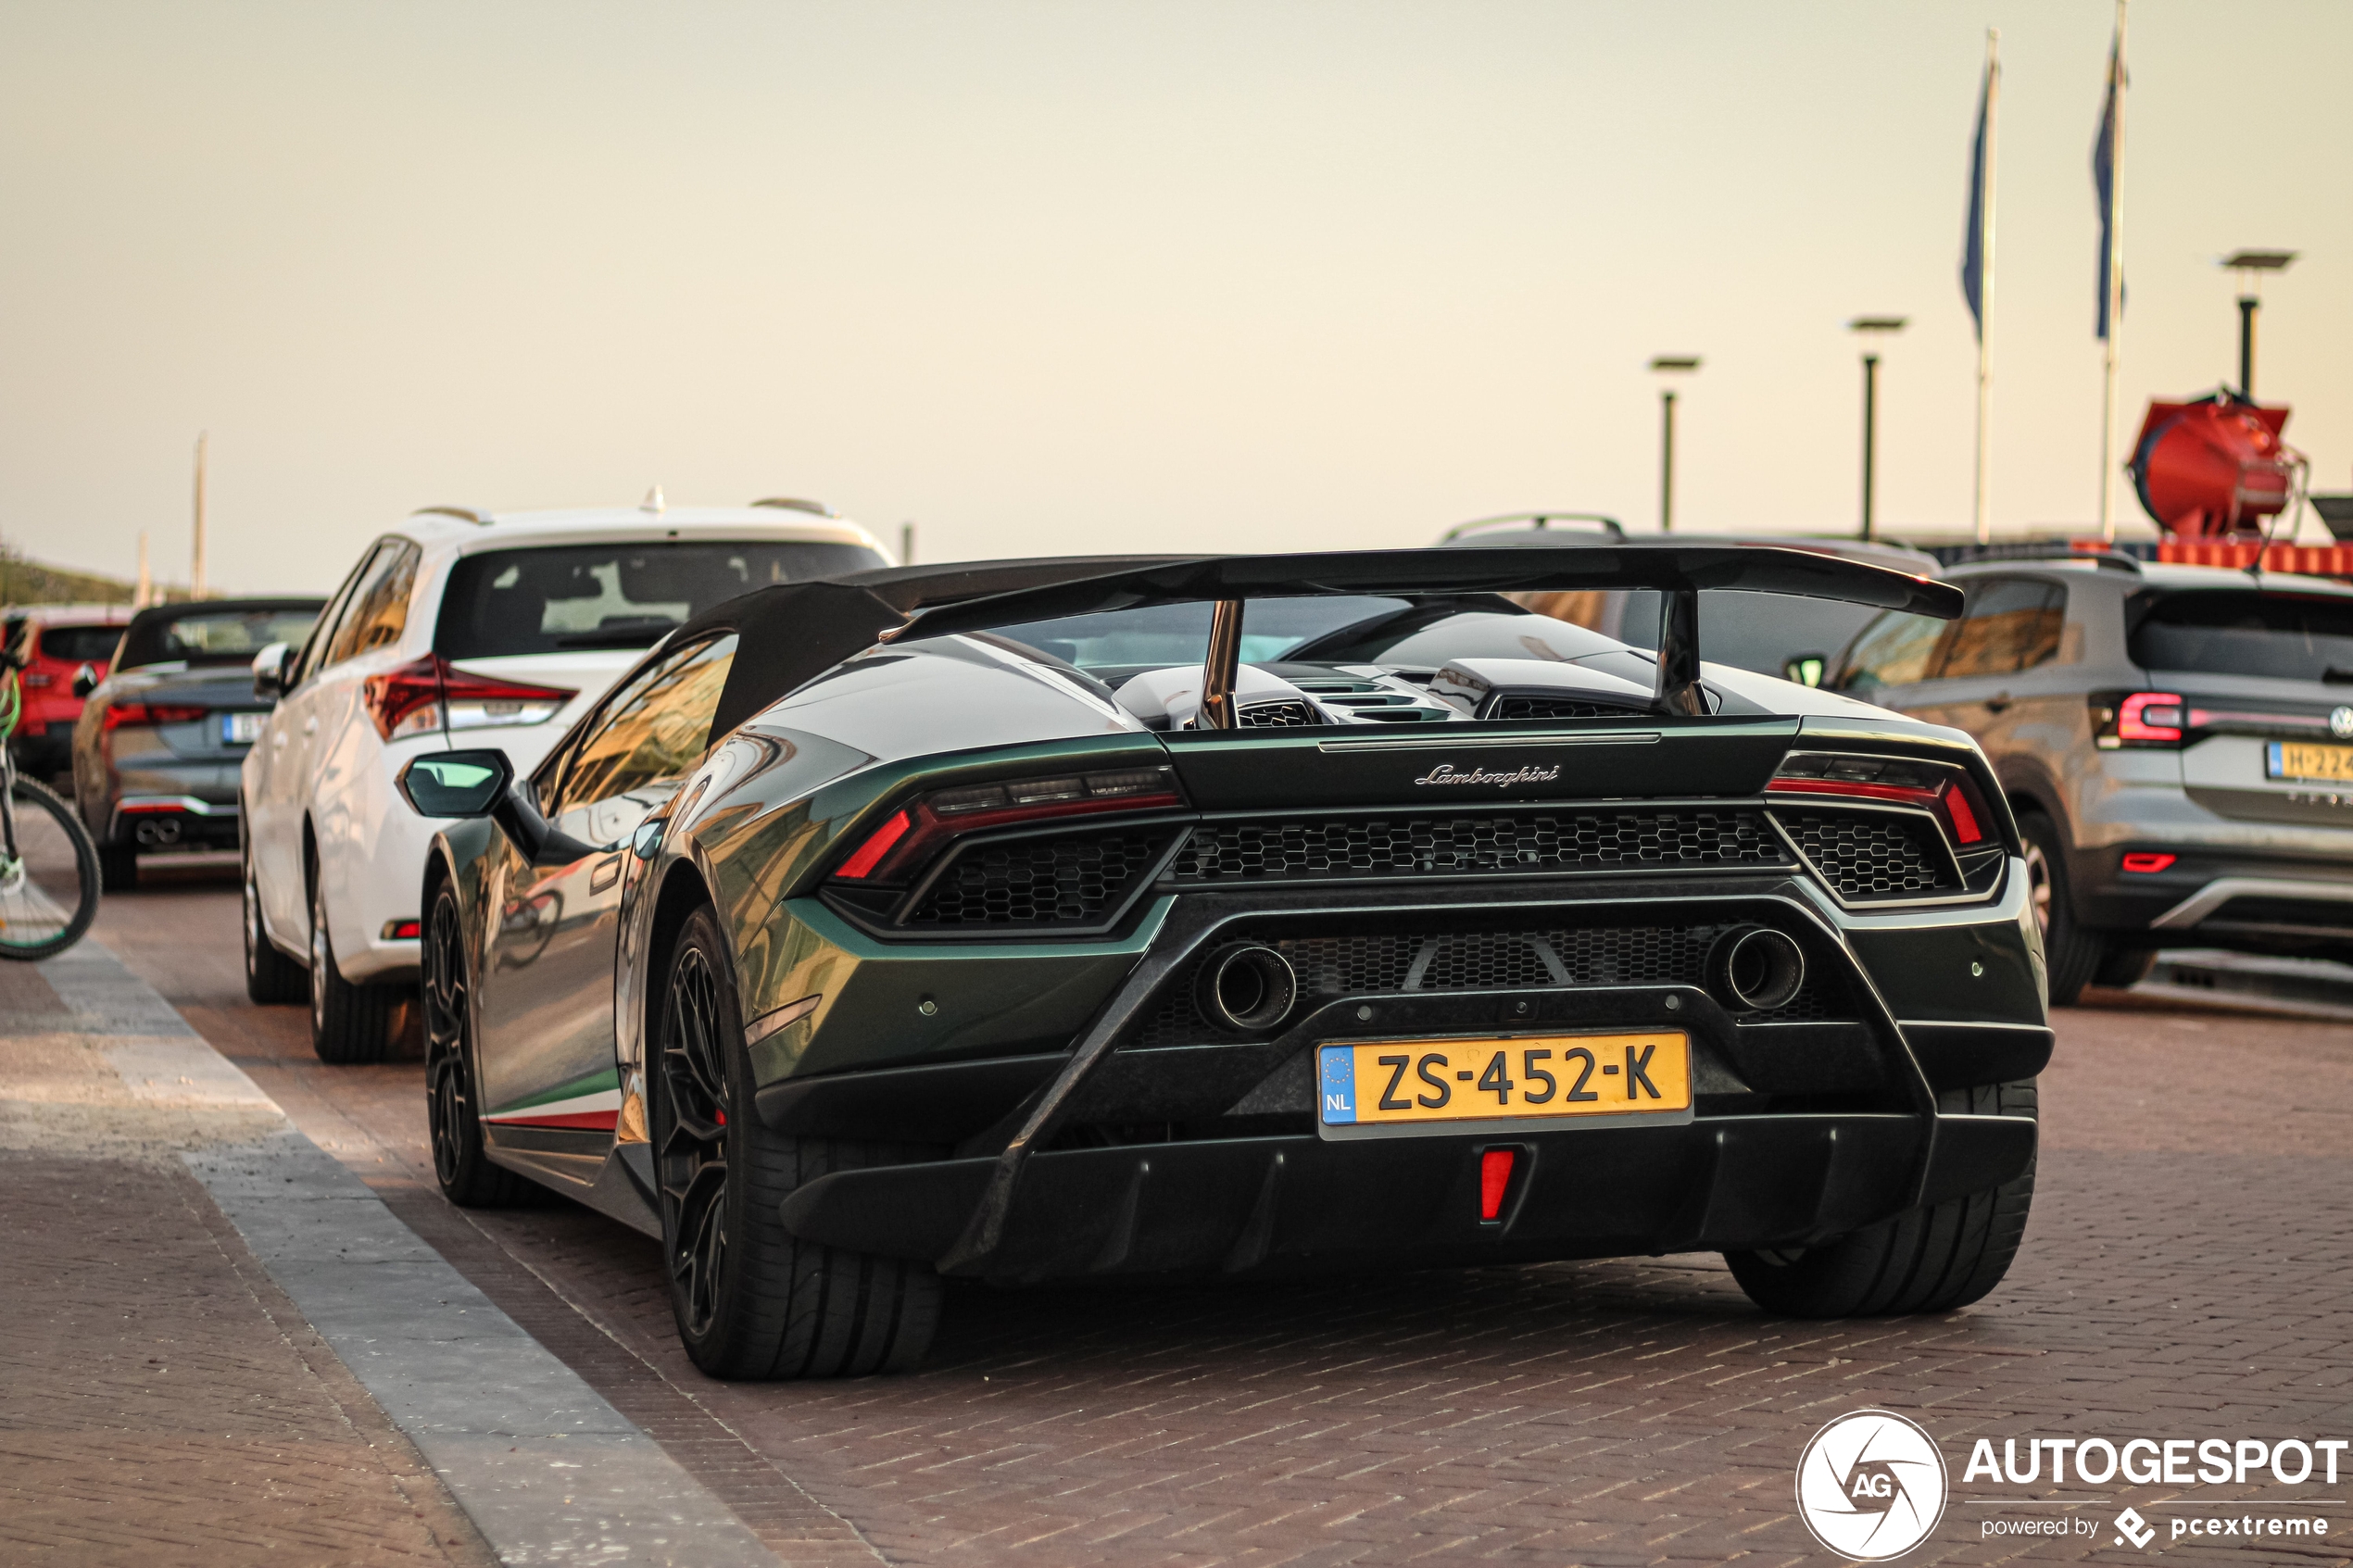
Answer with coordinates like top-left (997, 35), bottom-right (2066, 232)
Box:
top-left (38, 939), bottom-right (778, 1568)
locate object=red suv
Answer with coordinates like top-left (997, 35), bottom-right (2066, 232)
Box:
top-left (1, 604), bottom-right (134, 782)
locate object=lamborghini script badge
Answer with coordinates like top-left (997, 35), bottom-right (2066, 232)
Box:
top-left (1412, 762), bottom-right (1563, 788)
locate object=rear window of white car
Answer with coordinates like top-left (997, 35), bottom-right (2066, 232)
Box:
top-left (2132, 590), bottom-right (2353, 682)
top-left (434, 540), bottom-right (886, 658)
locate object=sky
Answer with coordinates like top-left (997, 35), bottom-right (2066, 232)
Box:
top-left (1, 1), bottom-right (2347, 594)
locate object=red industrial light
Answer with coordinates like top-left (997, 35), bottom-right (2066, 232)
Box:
top-left (2129, 391), bottom-right (2299, 538)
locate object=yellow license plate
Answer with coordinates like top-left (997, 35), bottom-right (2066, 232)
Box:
top-left (1317, 1032), bottom-right (1692, 1132)
top-left (2270, 742), bottom-right (2353, 783)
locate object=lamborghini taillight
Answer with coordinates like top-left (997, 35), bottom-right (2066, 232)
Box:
top-left (1767, 752), bottom-right (1993, 848)
top-left (830, 766), bottom-right (1185, 884)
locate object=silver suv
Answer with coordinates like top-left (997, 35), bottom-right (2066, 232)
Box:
top-left (1828, 553), bottom-right (2353, 1002)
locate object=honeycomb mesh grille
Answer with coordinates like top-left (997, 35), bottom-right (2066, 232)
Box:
top-left (1170, 809), bottom-right (1790, 884)
top-left (1128, 922), bottom-right (1847, 1047)
top-left (1771, 809), bottom-right (1956, 900)
top-left (904, 829), bottom-right (1175, 928)
top-left (1238, 700), bottom-right (1321, 728)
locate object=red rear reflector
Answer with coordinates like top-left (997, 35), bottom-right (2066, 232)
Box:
top-left (835, 810), bottom-right (911, 880)
top-left (2121, 852), bottom-right (2176, 874)
top-left (1478, 1148), bottom-right (1516, 1222)
top-left (381, 919), bottom-right (422, 940)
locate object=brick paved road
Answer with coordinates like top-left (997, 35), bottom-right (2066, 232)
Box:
top-left (87, 859), bottom-right (2353, 1565)
top-left (0, 956), bottom-right (493, 1568)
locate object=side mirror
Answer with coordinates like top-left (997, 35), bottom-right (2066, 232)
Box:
top-left (396, 749), bottom-right (514, 817)
top-left (396, 748), bottom-right (599, 867)
top-left (251, 642), bottom-right (293, 703)
top-left (71, 664), bottom-right (99, 700)
top-left (1783, 653), bottom-right (1828, 689)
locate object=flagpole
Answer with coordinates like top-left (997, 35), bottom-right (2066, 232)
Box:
top-left (1974, 29), bottom-right (2000, 546)
top-left (2100, 0), bottom-right (2128, 544)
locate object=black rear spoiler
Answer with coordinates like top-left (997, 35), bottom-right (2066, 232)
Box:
top-left (887, 544), bottom-right (1962, 721)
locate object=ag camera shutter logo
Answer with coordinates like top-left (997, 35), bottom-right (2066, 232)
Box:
top-left (1796, 1410), bottom-right (1949, 1561)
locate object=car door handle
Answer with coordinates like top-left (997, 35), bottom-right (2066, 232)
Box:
top-left (1982, 692), bottom-right (2011, 713)
top-left (589, 854), bottom-right (623, 894)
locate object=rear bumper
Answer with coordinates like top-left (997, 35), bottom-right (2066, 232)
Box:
top-left (779, 1110), bottom-right (2036, 1283)
top-left (2072, 841), bottom-right (2353, 952)
top-left (108, 794), bottom-right (242, 848)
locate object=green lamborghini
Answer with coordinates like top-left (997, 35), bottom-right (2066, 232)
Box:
top-left (396, 546), bottom-right (2046, 1379)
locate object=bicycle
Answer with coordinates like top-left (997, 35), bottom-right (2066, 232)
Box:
top-left (0, 618), bottom-right (101, 959)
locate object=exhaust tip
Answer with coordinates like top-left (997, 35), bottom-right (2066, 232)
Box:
top-left (1197, 944), bottom-right (1299, 1034)
top-left (1707, 926), bottom-right (1806, 1013)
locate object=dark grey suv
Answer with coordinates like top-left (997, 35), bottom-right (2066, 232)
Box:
top-left (1829, 554), bottom-right (2353, 1002)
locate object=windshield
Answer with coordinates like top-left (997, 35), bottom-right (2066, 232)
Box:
top-left (120, 605), bottom-right (323, 668)
top-left (992, 596), bottom-right (1414, 679)
top-left (1617, 588), bottom-right (1885, 678)
top-left (436, 540), bottom-right (887, 658)
top-left (2131, 591), bottom-right (2353, 681)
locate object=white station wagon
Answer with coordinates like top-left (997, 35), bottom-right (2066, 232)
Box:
top-left (241, 499), bottom-right (891, 1060)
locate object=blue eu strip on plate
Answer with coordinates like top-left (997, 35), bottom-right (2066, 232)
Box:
top-left (1317, 1046), bottom-right (1356, 1125)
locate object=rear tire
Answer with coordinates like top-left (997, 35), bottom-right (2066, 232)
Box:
top-left (653, 907), bottom-right (940, 1380)
top-left (422, 876), bottom-right (535, 1207)
top-left (98, 842), bottom-right (139, 894)
top-left (2092, 946), bottom-right (2158, 989)
top-left (1724, 1078), bottom-right (2037, 1318)
top-left (244, 839), bottom-right (307, 1004)
top-left (309, 873), bottom-right (393, 1064)
top-left (2020, 811), bottom-right (2101, 1006)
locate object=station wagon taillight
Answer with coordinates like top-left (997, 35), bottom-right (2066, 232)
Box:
top-left (1767, 752), bottom-right (1992, 847)
top-left (362, 655), bottom-right (574, 742)
top-left (830, 766), bottom-right (1185, 884)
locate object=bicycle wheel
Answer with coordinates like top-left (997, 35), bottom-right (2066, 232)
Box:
top-left (0, 774), bottom-right (102, 960)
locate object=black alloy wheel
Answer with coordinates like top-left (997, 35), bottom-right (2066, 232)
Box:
top-left (652, 906), bottom-right (942, 1380)
top-left (422, 879), bottom-right (531, 1207)
top-left (659, 931), bottom-right (735, 1341)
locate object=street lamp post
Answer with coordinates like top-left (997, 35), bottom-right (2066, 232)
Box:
top-left (2220, 250), bottom-right (2296, 400)
top-left (1846, 318), bottom-right (1906, 542)
top-left (1648, 356), bottom-right (1701, 532)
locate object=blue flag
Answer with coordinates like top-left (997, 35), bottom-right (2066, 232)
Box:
top-left (1960, 56), bottom-right (1994, 339)
top-left (2093, 32), bottom-right (2124, 340)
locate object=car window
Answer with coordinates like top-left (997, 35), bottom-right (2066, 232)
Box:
top-left (296, 544), bottom-right (388, 685)
top-left (2130, 590), bottom-right (2353, 681)
top-left (436, 541), bottom-right (884, 659)
top-left (1939, 578), bottom-right (2065, 679)
top-left (37, 624), bottom-right (127, 664)
top-left (1613, 588), bottom-right (1887, 677)
top-left (324, 540), bottom-right (420, 667)
top-left (117, 605), bottom-right (323, 668)
top-left (1829, 609), bottom-right (1945, 694)
top-left (556, 635), bottom-right (740, 814)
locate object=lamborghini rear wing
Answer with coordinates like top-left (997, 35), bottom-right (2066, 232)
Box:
top-left (886, 544), bottom-right (1963, 721)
